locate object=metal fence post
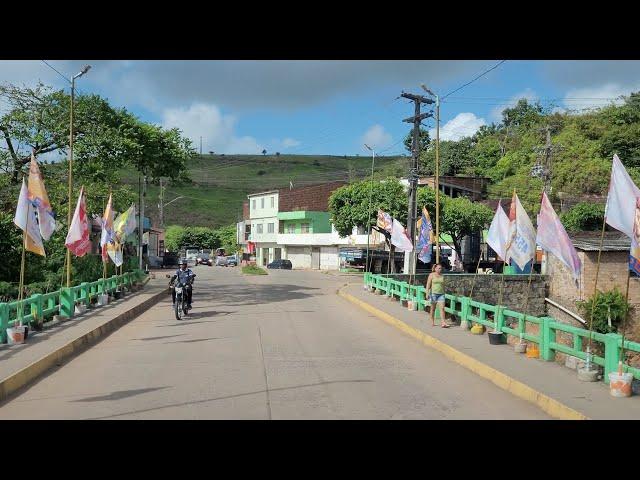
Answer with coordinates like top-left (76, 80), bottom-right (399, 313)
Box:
top-left (59, 287), bottom-right (74, 318)
top-left (604, 333), bottom-right (623, 383)
top-left (540, 317), bottom-right (555, 361)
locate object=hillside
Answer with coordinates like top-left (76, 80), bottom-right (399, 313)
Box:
top-left (118, 153), bottom-right (406, 229)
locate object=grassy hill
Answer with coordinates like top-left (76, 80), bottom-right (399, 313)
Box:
top-left (119, 153), bottom-right (406, 229)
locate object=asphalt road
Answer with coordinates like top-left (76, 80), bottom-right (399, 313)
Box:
top-left (0, 267), bottom-right (548, 419)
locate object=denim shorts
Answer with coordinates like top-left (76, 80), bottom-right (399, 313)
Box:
top-left (430, 293), bottom-right (445, 303)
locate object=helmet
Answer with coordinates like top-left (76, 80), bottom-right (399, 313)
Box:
top-left (179, 259), bottom-right (188, 266)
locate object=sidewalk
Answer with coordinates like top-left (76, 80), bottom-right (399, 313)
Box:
top-left (341, 282), bottom-right (640, 420)
top-left (0, 275), bottom-right (169, 403)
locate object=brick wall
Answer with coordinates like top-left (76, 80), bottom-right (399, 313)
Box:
top-left (243, 201), bottom-right (249, 220)
top-left (278, 181), bottom-right (347, 212)
top-left (389, 273), bottom-right (547, 316)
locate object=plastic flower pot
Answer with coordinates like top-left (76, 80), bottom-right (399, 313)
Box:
top-left (470, 324), bottom-right (484, 335)
top-left (488, 331), bottom-right (504, 345)
top-left (97, 294), bottom-right (109, 306)
top-left (526, 344), bottom-right (540, 359)
top-left (514, 342), bottom-right (527, 353)
top-left (608, 372), bottom-right (633, 397)
top-left (6, 326), bottom-right (26, 345)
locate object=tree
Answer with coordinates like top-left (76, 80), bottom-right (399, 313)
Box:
top-left (439, 196), bottom-right (493, 262)
top-left (500, 98), bottom-right (545, 129)
top-left (419, 137), bottom-right (475, 176)
top-left (403, 128), bottom-right (430, 154)
top-left (275, 152), bottom-right (280, 157)
top-left (209, 151), bottom-right (214, 155)
top-left (0, 82), bottom-right (194, 184)
top-left (214, 224), bottom-right (237, 253)
top-left (262, 149), bottom-right (267, 155)
top-left (560, 202), bottom-right (605, 232)
top-left (328, 178), bottom-right (407, 237)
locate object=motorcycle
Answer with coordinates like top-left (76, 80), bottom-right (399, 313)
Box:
top-left (170, 280), bottom-right (191, 321)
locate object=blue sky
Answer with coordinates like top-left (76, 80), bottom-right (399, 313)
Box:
top-left (2, 60), bottom-right (640, 157)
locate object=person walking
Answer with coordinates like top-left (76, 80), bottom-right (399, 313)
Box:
top-left (425, 263), bottom-right (450, 328)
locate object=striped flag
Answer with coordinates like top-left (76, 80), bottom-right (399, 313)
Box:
top-left (100, 194), bottom-right (115, 262)
top-left (415, 206), bottom-right (433, 263)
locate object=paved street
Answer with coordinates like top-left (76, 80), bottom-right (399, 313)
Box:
top-left (0, 267), bottom-right (548, 419)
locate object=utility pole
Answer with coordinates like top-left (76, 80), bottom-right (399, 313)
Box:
top-left (200, 136), bottom-right (203, 156)
top-left (139, 174), bottom-right (147, 270)
top-left (401, 91), bottom-right (434, 275)
top-left (532, 125), bottom-right (562, 195)
top-left (159, 178), bottom-right (164, 227)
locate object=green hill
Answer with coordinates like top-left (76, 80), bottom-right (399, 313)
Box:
top-left (119, 153), bottom-right (406, 229)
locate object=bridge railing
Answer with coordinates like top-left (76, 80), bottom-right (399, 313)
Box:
top-left (364, 273), bottom-right (640, 383)
top-left (0, 269), bottom-right (147, 343)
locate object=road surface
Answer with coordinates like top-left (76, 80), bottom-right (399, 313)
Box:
top-left (0, 267), bottom-right (548, 419)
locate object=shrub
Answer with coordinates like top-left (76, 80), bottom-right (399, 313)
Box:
top-left (577, 288), bottom-right (632, 334)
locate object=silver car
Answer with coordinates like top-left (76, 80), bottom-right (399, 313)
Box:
top-left (215, 256), bottom-right (228, 267)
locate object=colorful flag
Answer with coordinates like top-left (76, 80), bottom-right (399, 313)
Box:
top-left (65, 186), bottom-right (91, 257)
top-left (416, 207), bottom-right (433, 263)
top-left (113, 204), bottom-right (137, 241)
top-left (100, 194), bottom-right (115, 262)
top-left (505, 190), bottom-right (536, 270)
top-left (107, 242), bottom-right (123, 267)
top-left (605, 154), bottom-right (640, 239)
top-left (27, 154), bottom-right (56, 241)
top-left (486, 201), bottom-right (510, 261)
top-left (391, 218), bottom-right (413, 252)
top-left (377, 209), bottom-right (392, 233)
top-left (14, 178), bottom-right (45, 256)
top-left (630, 197), bottom-right (640, 276)
top-left (536, 192), bottom-right (582, 282)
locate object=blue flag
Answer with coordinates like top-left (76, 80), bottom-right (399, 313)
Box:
top-left (416, 207), bottom-right (433, 264)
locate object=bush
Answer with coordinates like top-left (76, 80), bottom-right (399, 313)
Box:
top-left (560, 202), bottom-right (605, 232)
top-left (577, 288), bottom-right (632, 334)
top-left (242, 265), bottom-right (267, 275)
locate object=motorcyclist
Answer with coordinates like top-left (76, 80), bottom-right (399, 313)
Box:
top-left (169, 259), bottom-right (196, 310)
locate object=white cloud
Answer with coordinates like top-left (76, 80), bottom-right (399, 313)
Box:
top-left (429, 113), bottom-right (486, 141)
top-left (490, 88), bottom-right (538, 123)
top-left (282, 138), bottom-right (301, 148)
top-left (562, 83), bottom-right (638, 111)
top-left (161, 103), bottom-right (263, 154)
top-left (361, 124), bottom-right (392, 151)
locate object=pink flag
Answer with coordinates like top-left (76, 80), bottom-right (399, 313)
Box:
top-left (537, 192), bottom-right (581, 282)
top-left (65, 186), bottom-right (92, 257)
top-left (391, 218), bottom-right (413, 252)
top-left (605, 154), bottom-right (640, 239)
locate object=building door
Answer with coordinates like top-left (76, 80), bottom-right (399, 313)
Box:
top-left (311, 247), bottom-right (320, 270)
top-left (262, 248), bottom-right (269, 266)
top-left (274, 248), bottom-right (282, 260)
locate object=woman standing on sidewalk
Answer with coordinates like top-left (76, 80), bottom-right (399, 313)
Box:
top-left (425, 263), bottom-right (450, 328)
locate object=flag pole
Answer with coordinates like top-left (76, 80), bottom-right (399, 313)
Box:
top-left (619, 267), bottom-right (632, 375)
top-left (18, 206), bottom-right (28, 326)
top-left (586, 211), bottom-right (607, 369)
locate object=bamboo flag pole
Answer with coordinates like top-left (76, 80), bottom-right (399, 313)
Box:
top-left (586, 214), bottom-right (607, 369)
top-left (468, 255), bottom-right (483, 299)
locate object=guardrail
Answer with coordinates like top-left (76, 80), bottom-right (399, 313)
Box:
top-left (0, 269), bottom-right (147, 344)
top-left (364, 272), bottom-right (640, 383)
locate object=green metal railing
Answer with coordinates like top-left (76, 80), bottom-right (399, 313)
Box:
top-left (0, 269), bottom-right (147, 344)
top-left (364, 272), bottom-right (640, 383)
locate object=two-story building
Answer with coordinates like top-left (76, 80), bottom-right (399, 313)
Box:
top-left (247, 190), bottom-right (280, 267)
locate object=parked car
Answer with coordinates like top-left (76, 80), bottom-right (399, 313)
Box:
top-left (267, 259), bottom-right (292, 270)
top-left (227, 255), bottom-right (238, 267)
top-left (215, 256), bottom-right (228, 267)
top-left (196, 253), bottom-right (212, 266)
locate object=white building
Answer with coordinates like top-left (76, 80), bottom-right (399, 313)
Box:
top-left (247, 190), bottom-right (281, 267)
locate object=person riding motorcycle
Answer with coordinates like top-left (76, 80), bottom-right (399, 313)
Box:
top-left (169, 259), bottom-right (196, 310)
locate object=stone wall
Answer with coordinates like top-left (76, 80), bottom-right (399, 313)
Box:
top-left (388, 273), bottom-right (547, 317)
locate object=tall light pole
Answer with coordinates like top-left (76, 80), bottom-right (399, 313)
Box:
top-left (421, 84), bottom-right (440, 264)
top-left (364, 144), bottom-right (375, 273)
top-left (66, 64), bottom-right (91, 288)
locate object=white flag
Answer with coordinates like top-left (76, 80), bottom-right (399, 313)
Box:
top-left (14, 178), bottom-right (45, 256)
top-left (505, 191), bottom-right (536, 270)
top-left (486, 201), bottom-right (510, 261)
top-left (605, 154), bottom-right (640, 239)
top-left (390, 218), bottom-right (413, 252)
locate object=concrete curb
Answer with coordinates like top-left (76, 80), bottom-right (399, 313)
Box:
top-left (338, 285), bottom-right (589, 420)
top-left (0, 285), bottom-right (170, 404)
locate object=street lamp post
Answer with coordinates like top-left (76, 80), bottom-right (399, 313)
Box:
top-left (364, 144), bottom-right (375, 273)
top-left (66, 64), bottom-right (91, 288)
top-left (421, 84), bottom-right (440, 264)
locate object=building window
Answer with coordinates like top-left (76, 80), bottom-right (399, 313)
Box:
top-left (261, 198), bottom-right (265, 209)
top-left (268, 223), bottom-right (274, 233)
top-left (252, 199), bottom-right (256, 210)
top-left (301, 223), bottom-right (310, 233)
top-left (271, 196), bottom-right (275, 208)
top-left (257, 224), bottom-right (263, 234)
top-left (287, 224), bottom-right (295, 234)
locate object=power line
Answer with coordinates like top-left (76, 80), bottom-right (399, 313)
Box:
top-left (442, 60), bottom-right (507, 99)
top-left (41, 60), bottom-right (70, 84)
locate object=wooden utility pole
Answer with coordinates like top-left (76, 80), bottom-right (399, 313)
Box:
top-left (401, 91), bottom-right (434, 275)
